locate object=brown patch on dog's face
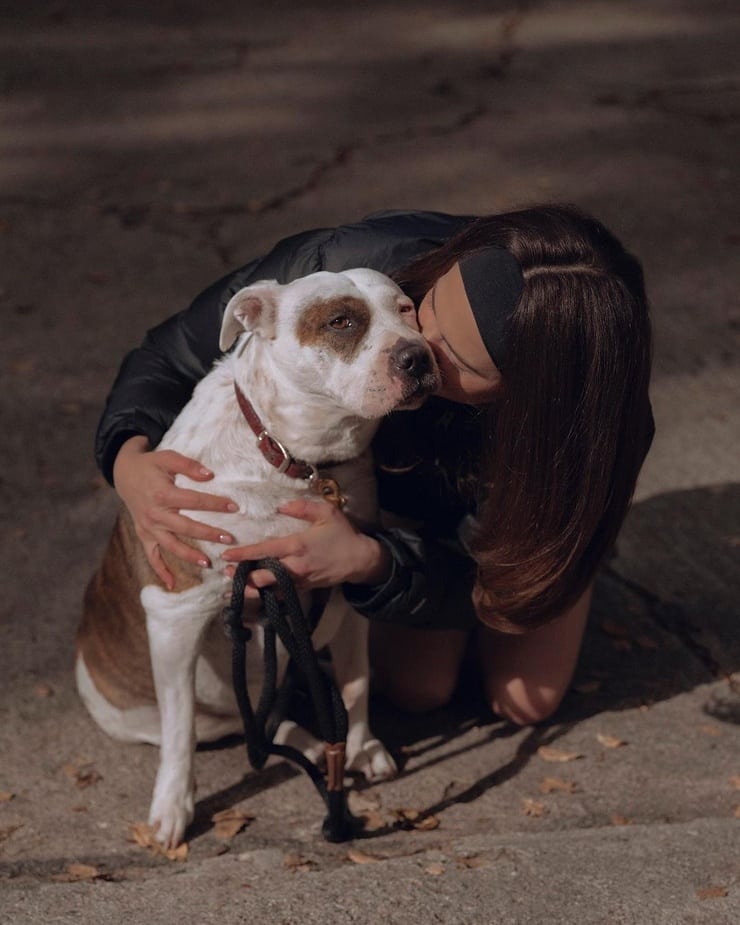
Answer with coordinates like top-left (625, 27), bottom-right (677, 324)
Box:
top-left (295, 296), bottom-right (371, 363)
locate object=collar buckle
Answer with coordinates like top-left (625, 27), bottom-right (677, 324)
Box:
top-left (256, 429), bottom-right (291, 474)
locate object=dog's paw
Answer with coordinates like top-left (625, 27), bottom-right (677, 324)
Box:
top-left (148, 791), bottom-right (194, 850)
top-left (273, 720), bottom-right (324, 766)
top-left (346, 736), bottom-right (397, 782)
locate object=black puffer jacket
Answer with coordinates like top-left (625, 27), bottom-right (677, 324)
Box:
top-left (96, 210), bottom-right (482, 629)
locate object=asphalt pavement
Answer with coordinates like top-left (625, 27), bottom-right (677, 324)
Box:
top-left (1, 2), bottom-right (738, 923)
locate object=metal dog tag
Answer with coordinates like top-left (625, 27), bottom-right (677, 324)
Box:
top-left (314, 477), bottom-right (347, 510)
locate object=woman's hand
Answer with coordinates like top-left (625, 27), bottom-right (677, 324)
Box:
top-left (113, 435), bottom-right (239, 589)
top-left (221, 498), bottom-right (391, 599)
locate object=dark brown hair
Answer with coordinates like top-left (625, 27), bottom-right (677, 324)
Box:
top-left (393, 205), bottom-right (653, 632)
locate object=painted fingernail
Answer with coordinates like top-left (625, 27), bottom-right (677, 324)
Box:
top-left (219, 533), bottom-right (234, 544)
top-left (198, 466), bottom-right (213, 477)
top-left (226, 502), bottom-right (239, 513)
top-left (198, 557), bottom-right (210, 568)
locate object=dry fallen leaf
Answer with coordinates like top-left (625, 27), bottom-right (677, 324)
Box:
top-left (572, 680), bottom-right (602, 695)
top-left (699, 724), bottom-right (721, 737)
top-left (346, 848), bottom-right (380, 865)
top-left (596, 733), bottom-right (627, 749)
top-left (696, 886), bottom-right (728, 900)
top-left (128, 822), bottom-right (188, 862)
top-left (390, 807), bottom-right (440, 830)
top-left (424, 863), bottom-right (445, 876)
top-left (0, 792), bottom-right (14, 802)
top-left (611, 814), bottom-right (633, 826)
top-left (34, 682), bottom-right (54, 698)
top-left (537, 746), bottom-right (583, 763)
top-left (456, 855), bottom-right (488, 869)
top-left (283, 853), bottom-right (313, 872)
top-left (414, 815), bottom-right (441, 831)
top-left (211, 808), bottom-right (254, 840)
top-left (63, 763), bottom-right (102, 789)
top-left (522, 798), bottom-right (548, 817)
top-left (729, 775), bottom-right (740, 790)
top-left (348, 792), bottom-right (387, 832)
top-left (359, 809), bottom-right (387, 832)
top-left (733, 805), bottom-right (740, 819)
top-left (539, 777), bottom-right (577, 794)
top-left (393, 807), bottom-right (420, 823)
top-left (52, 863), bottom-right (103, 883)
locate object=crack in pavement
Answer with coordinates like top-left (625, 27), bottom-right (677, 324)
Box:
top-left (593, 77), bottom-right (740, 126)
top-left (1, 2), bottom-right (538, 270)
top-left (98, 0), bottom-right (540, 265)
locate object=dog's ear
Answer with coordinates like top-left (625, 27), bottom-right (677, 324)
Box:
top-left (219, 282), bottom-right (279, 351)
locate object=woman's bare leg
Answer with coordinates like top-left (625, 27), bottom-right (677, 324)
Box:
top-left (369, 622), bottom-right (468, 713)
top-left (478, 585), bottom-right (592, 725)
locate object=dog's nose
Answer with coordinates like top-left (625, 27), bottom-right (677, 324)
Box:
top-left (391, 340), bottom-right (432, 377)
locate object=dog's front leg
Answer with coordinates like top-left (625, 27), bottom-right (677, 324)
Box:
top-left (327, 596), bottom-right (397, 782)
top-left (141, 582), bottom-right (219, 848)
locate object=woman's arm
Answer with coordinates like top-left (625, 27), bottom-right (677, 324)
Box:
top-left (478, 584), bottom-right (592, 726)
top-left (222, 499), bottom-right (479, 632)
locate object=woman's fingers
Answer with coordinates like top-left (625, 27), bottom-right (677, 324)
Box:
top-left (277, 498), bottom-right (332, 523)
top-left (153, 483), bottom-right (238, 515)
top-left (157, 449), bottom-right (214, 481)
top-left (148, 508), bottom-right (235, 546)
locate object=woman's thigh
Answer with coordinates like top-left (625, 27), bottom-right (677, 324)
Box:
top-left (368, 622), bottom-right (469, 713)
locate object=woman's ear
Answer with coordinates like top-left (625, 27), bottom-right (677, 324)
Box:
top-left (219, 281), bottom-right (280, 352)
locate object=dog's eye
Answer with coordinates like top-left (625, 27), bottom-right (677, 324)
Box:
top-left (329, 315), bottom-right (352, 330)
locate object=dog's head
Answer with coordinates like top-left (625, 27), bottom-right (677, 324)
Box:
top-left (220, 268), bottom-right (439, 418)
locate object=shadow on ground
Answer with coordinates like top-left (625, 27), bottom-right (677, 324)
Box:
top-left (180, 482), bottom-right (739, 840)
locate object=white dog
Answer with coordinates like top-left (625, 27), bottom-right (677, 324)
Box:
top-left (76, 268), bottom-right (439, 848)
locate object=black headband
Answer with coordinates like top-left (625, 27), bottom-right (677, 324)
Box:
top-left (458, 246), bottom-right (524, 368)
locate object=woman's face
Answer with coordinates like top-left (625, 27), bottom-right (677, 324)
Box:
top-left (415, 262), bottom-right (502, 404)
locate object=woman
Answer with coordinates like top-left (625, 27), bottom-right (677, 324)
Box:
top-left (97, 205), bottom-right (654, 726)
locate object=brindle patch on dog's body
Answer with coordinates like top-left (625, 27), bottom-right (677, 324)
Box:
top-left (77, 510), bottom-right (207, 710)
top-left (77, 510), bottom-right (158, 709)
top-left (295, 296), bottom-right (371, 362)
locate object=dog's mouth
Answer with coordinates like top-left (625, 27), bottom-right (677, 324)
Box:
top-left (396, 368), bottom-right (440, 409)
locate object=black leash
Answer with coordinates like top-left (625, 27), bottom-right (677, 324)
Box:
top-left (222, 557), bottom-right (358, 842)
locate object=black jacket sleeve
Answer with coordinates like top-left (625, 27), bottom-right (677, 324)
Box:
top-left (343, 525), bottom-right (479, 630)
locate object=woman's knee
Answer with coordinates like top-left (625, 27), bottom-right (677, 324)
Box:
top-left (485, 677), bottom-right (566, 726)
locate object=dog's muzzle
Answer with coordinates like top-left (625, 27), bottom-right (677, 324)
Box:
top-left (390, 339), bottom-right (440, 398)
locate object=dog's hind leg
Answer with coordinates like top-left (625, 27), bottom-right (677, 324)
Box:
top-left (141, 580), bottom-right (221, 848)
top-left (326, 596), bottom-right (397, 782)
